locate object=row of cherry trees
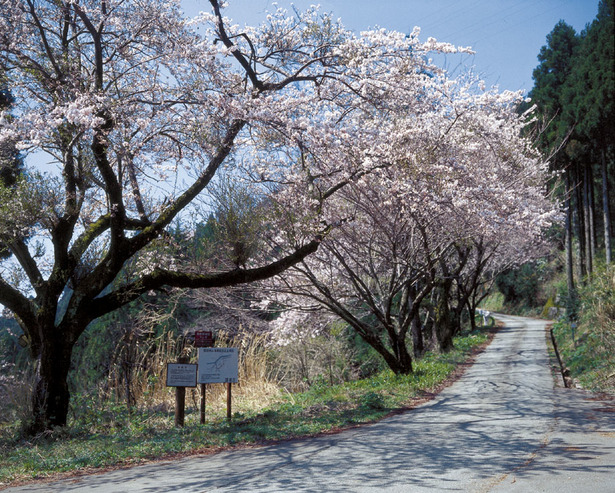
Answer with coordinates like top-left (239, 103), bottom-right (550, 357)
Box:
top-left (259, 84), bottom-right (557, 374)
top-left (0, 0), bottom-right (556, 431)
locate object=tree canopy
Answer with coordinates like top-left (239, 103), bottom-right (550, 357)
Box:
top-left (0, 0), bottom-right (559, 431)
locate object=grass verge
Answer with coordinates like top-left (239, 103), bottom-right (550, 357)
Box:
top-left (552, 319), bottom-right (615, 393)
top-left (551, 265), bottom-right (615, 394)
top-left (0, 328), bottom-right (493, 488)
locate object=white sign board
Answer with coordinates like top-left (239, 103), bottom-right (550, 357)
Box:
top-left (166, 363), bottom-right (197, 387)
top-left (198, 348), bottom-right (239, 384)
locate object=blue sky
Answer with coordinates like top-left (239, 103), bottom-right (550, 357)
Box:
top-left (182, 0), bottom-right (599, 93)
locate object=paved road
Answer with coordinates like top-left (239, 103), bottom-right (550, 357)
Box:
top-left (4, 315), bottom-right (614, 492)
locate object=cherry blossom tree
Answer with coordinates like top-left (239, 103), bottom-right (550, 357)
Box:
top-left (0, 71), bottom-right (24, 262)
top-left (261, 82), bottom-right (559, 370)
top-left (0, 0), bottom-right (483, 431)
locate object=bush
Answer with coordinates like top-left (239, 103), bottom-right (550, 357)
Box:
top-left (0, 363), bottom-right (35, 430)
top-left (270, 332), bottom-right (357, 391)
top-left (495, 261), bottom-right (546, 310)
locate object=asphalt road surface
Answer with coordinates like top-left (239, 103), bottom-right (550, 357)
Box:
top-left (4, 314), bottom-right (614, 492)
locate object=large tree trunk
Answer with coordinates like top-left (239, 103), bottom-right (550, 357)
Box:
top-left (422, 303), bottom-right (437, 352)
top-left (564, 168), bottom-right (578, 321)
top-left (588, 164), bottom-right (596, 263)
top-left (434, 280), bottom-right (455, 352)
top-left (391, 336), bottom-right (413, 374)
top-left (565, 169), bottom-right (576, 298)
top-left (373, 340), bottom-right (413, 375)
top-left (468, 304), bottom-right (477, 332)
top-left (355, 329), bottom-right (413, 375)
top-left (574, 163), bottom-right (587, 281)
top-left (583, 164), bottom-right (594, 276)
top-left (601, 146), bottom-right (612, 265)
top-left (411, 313), bottom-right (424, 357)
top-left (29, 330), bottom-right (74, 434)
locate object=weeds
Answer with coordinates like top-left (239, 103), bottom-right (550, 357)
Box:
top-left (552, 264), bottom-right (615, 393)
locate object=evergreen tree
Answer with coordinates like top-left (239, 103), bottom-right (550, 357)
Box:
top-left (529, 21), bottom-right (581, 306)
top-left (564, 0), bottom-right (614, 264)
top-left (529, 1), bottom-right (615, 318)
top-left (530, 21), bottom-right (580, 154)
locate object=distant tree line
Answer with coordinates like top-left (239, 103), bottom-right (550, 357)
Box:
top-left (528, 0), bottom-right (614, 316)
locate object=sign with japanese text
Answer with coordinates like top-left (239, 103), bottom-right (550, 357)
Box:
top-left (197, 348), bottom-right (238, 384)
top-left (194, 330), bottom-right (214, 348)
top-left (166, 363), bottom-right (197, 387)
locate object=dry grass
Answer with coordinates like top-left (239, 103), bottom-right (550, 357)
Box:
top-left (114, 329), bottom-right (283, 416)
top-left (0, 364), bottom-right (35, 428)
top-left (201, 331), bottom-right (283, 414)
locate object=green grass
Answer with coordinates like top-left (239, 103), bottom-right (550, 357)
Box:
top-left (551, 265), bottom-right (615, 393)
top-left (553, 319), bottom-right (615, 392)
top-left (479, 291), bottom-right (506, 312)
top-left (0, 329), bottom-right (489, 486)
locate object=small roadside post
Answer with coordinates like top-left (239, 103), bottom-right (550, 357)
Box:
top-left (227, 381), bottom-right (232, 421)
top-left (175, 377), bottom-right (186, 427)
top-left (194, 330), bottom-right (214, 423)
top-left (200, 383), bottom-right (207, 424)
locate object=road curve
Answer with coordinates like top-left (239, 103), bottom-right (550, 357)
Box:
top-left (4, 315), bottom-right (614, 492)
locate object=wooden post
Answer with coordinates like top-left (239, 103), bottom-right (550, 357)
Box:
top-left (200, 383), bottom-right (206, 424)
top-left (226, 382), bottom-right (232, 421)
top-left (175, 386), bottom-right (186, 427)
top-left (174, 356), bottom-right (189, 427)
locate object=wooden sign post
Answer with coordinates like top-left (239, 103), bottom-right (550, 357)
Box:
top-left (197, 348), bottom-right (238, 423)
top-left (200, 383), bottom-right (207, 424)
top-left (227, 382), bottom-right (232, 421)
top-left (193, 330), bottom-right (214, 424)
top-left (165, 356), bottom-right (196, 428)
top-left (175, 384), bottom-right (186, 427)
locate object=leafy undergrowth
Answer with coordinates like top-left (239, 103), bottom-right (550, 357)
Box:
top-left (0, 329), bottom-right (490, 487)
top-left (552, 265), bottom-right (615, 393)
